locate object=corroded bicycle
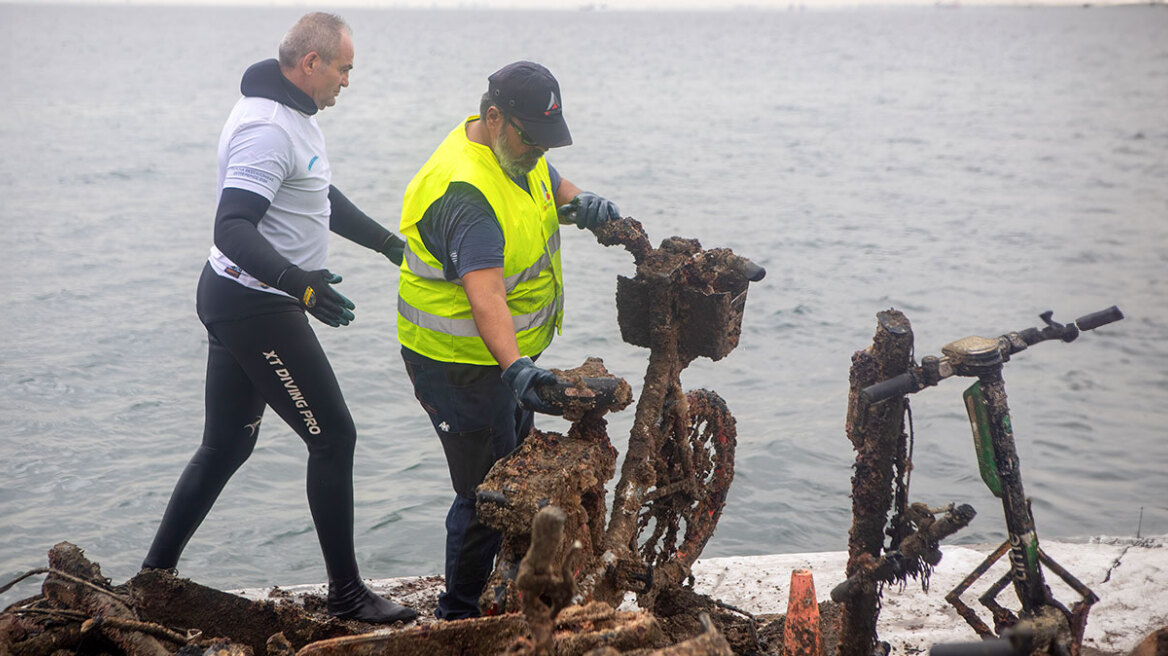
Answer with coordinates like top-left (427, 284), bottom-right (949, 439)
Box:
top-left (476, 216), bottom-right (765, 614)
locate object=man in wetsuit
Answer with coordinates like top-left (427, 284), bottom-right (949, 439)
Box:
top-left (396, 61), bottom-right (621, 619)
top-left (141, 12), bottom-right (417, 624)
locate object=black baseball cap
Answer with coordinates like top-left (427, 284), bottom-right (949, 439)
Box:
top-left (488, 61), bottom-right (572, 149)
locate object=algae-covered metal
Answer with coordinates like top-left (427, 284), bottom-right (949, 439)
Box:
top-left (474, 216), bottom-right (764, 630)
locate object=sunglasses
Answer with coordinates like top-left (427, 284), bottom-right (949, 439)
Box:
top-left (504, 114), bottom-right (539, 148)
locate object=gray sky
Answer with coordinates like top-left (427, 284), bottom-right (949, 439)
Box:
top-left (0, 0), bottom-right (1107, 7)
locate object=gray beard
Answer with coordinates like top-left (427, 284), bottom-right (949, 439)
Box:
top-left (492, 131), bottom-right (537, 179)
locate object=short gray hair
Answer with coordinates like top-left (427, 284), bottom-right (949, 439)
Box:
top-left (278, 12), bottom-right (351, 69)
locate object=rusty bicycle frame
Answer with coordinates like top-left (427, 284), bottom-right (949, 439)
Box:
top-left (476, 216), bottom-right (766, 614)
top-left (587, 217), bottom-right (765, 607)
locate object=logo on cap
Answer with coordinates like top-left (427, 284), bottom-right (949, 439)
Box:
top-left (545, 92), bottom-right (560, 116)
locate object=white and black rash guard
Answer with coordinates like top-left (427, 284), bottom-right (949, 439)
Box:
top-left (206, 59), bottom-right (394, 300)
top-left (208, 58), bottom-right (331, 296)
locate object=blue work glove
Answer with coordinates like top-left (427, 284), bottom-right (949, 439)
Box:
top-left (558, 191), bottom-right (620, 230)
top-left (379, 233), bottom-right (405, 267)
top-left (276, 267), bottom-right (356, 327)
top-left (501, 357), bottom-right (562, 416)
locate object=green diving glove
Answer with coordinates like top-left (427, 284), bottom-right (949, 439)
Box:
top-left (276, 267), bottom-right (356, 327)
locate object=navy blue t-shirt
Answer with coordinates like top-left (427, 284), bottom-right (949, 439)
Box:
top-left (416, 164), bottom-right (561, 280)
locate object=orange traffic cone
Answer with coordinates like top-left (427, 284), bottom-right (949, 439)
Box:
top-left (784, 568), bottom-right (824, 656)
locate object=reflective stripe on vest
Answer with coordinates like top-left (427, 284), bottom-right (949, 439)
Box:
top-left (402, 230), bottom-right (561, 292)
top-left (397, 290), bottom-right (563, 338)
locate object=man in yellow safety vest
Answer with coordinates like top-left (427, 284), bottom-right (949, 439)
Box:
top-left (396, 61), bottom-right (621, 619)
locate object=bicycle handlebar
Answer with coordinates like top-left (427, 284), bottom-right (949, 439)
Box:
top-left (861, 306), bottom-right (1123, 404)
top-left (726, 253), bottom-right (767, 282)
top-left (536, 376), bottom-right (629, 413)
top-left (861, 373), bottom-right (921, 405)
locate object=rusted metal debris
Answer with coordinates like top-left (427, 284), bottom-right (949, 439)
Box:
top-left (477, 358), bottom-right (630, 616)
top-left (588, 219), bottom-right (752, 610)
top-left (0, 554), bottom-right (337, 656)
top-left (0, 543), bottom-right (371, 656)
top-left (944, 536), bottom-right (1098, 651)
top-left (515, 507), bottom-right (578, 654)
top-left (444, 217), bottom-right (760, 650)
top-left (1, 534), bottom-right (740, 656)
top-left (126, 568), bottom-right (357, 651)
top-left (291, 601), bottom-right (665, 656)
top-left (42, 543), bottom-right (169, 656)
top-left (840, 310), bottom-right (916, 656)
top-left (831, 503), bottom-right (977, 604)
top-left (652, 614), bottom-right (735, 656)
top-left (506, 503), bottom-right (733, 656)
top-left (840, 310), bottom-right (985, 656)
top-left (840, 310), bottom-right (981, 656)
top-left (478, 217), bottom-right (759, 622)
top-left (636, 389), bottom-right (737, 596)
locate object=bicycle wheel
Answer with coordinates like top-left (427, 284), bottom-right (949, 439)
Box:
top-left (636, 388), bottom-right (737, 590)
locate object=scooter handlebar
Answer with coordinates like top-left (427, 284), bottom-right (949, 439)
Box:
top-left (861, 306), bottom-right (1123, 404)
top-left (1075, 305), bottom-right (1124, 332)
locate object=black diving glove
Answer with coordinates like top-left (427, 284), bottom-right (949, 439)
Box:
top-left (379, 233), bottom-right (405, 267)
top-left (276, 266), bottom-right (356, 327)
top-left (558, 191), bottom-right (620, 230)
top-left (501, 357), bottom-right (562, 415)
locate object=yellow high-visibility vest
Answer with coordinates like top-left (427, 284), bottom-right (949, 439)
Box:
top-left (397, 117), bottom-right (564, 365)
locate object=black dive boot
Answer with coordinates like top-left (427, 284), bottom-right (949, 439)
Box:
top-left (328, 577), bottom-right (418, 623)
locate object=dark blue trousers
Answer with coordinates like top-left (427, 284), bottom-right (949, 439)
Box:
top-left (401, 346), bottom-right (534, 619)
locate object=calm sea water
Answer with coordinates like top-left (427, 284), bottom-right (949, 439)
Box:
top-left (2, 4), bottom-right (1166, 607)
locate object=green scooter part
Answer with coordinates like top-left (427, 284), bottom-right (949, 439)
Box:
top-left (964, 381), bottom-right (1004, 498)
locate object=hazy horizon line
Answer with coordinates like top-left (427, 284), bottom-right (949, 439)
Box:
top-left (3, 0), bottom-right (1163, 8)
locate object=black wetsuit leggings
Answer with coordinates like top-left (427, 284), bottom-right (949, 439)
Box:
top-left (142, 307), bottom-right (360, 582)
